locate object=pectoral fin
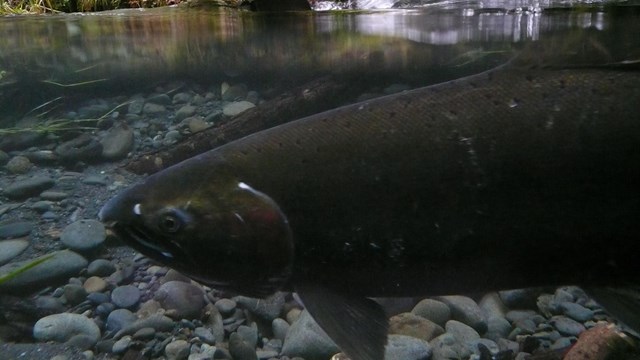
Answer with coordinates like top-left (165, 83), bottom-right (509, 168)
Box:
top-left (587, 287), bottom-right (640, 337)
top-left (295, 284), bottom-right (389, 360)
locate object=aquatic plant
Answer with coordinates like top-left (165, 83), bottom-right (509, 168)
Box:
top-left (0, 98), bottom-right (130, 135)
top-left (0, 0), bottom-right (61, 14)
top-left (0, 254), bottom-right (54, 285)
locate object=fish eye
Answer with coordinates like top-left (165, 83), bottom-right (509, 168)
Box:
top-left (157, 209), bottom-right (185, 233)
top-left (160, 215), bottom-right (181, 233)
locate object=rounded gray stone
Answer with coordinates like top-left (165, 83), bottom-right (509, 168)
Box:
top-left (237, 324), bottom-right (258, 348)
top-left (385, 334), bottom-right (432, 360)
top-left (64, 284), bottom-right (88, 306)
top-left (60, 219), bottom-right (105, 252)
top-left (5, 155), bottom-right (32, 174)
top-left (0, 221), bottom-right (34, 239)
top-left (0, 239), bottom-right (29, 265)
top-left (551, 316), bottom-right (586, 336)
top-left (33, 313), bottom-right (100, 344)
top-left (436, 295), bottom-right (487, 333)
top-left (112, 335), bottom-right (132, 354)
top-left (281, 309), bottom-right (339, 359)
top-left (559, 302), bottom-right (594, 322)
top-left (215, 298), bottom-right (237, 315)
top-left (3, 176), bottom-right (55, 199)
top-left (0, 250), bottom-right (87, 294)
top-left (165, 339), bottom-right (190, 360)
top-left (229, 332), bottom-right (258, 360)
top-left (111, 285), bottom-right (141, 309)
top-left (194, 326), bottom-right (216, 344)
top-left (154, 281), bottom-right (205, 320)
top-left (101, 123), bottom-right (134, 160)
top-left (222, 101), bottom-right (255, 117)
top-left (272, 317), bottom-right (290, 340)
top-left (175, 105), bottom-right (196, 122)
top-left (106, 309), bottom-right (137, 333)
top-left (445, 320), bottom-right (480, 343)
top-left (87, 259), bottom-right (116, 277)
top-left (234, 292), bottom-right (285, 321)
top-left (412, 298), bottom-right (451, 327)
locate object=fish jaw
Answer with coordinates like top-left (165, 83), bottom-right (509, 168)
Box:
top-left (99, 174), bottom-right (295, 298)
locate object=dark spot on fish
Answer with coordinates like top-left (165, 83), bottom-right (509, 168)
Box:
top-left (388, 112), bottom-right (396, 118)
top-left (559, 79), bottom-right (566, 89)
top-left (541, 92), bottom-right (548, 99)
top-left (469, 81), bottom-right (478, 88)
top-left (315, 146), bottom-right (322, 153)
top-left (343, 121), bottom-right (352, 129)
top-left (493, 100), bottom-right (501, 106)
top-left (278, 142), bottom-right (284, 148)
top-left (321, 118), bottom-right (328, 123)
top-left (241, 150), bottom-right (249, 156)
top-left (296, 138), bottom-right (302, 145)
top-left (525, 74), bottom-right (534, 82)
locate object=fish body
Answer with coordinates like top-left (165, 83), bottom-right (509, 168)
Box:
top-left (100, 65), bottom-right (640, 360)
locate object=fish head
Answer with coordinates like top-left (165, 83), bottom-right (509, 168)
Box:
top-left (99, 164), bottom-right (294, 297)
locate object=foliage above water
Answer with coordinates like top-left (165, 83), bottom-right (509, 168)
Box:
top-left (0, 0), bottom-right (188, 14)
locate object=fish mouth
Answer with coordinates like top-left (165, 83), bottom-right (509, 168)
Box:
top-left (110, 222), bottom-right (181, 263)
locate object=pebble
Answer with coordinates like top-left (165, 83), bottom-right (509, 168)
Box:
top-left (35, 295), bottom-right (66, 314)
top-left (83, 276), bottom-right (108, 293)
top-left (479, 292), bottom-right (509, 319)
top-left (40, 191), bottom-right (69, 201)
top-left (563, 324), bottom-right (633, 360)
top-left (235, 292), bottom-right (285, 321)
top-left (106, 308), bottom-right (137, 333)
top-left (237, 324), bottom-right (259, 348)
top-left (215, 298), bottom-right (237, 315)
top-left (229, 332), bottom-right (258, 360)
top-left (127, 100), bottom-right (144, 114)
top-left (172, 92), bottom-right (192, 104)
top-left (0, 250), bottom-right (87, 294)
top-left (411, 298), bottom-right (451, 327)
top-left (55, 133), bottom-right (103, 163)
top-left (82, 175), bottom-right (109, 186)
top-left (175, 105), bottom-right (197, 121)
top-left (132, 327), bottom-right (156, 340)
top-left (551, 315), bottom-right (586, 336)
top-left (100, 123), bottom-right (134, 160)
top-left (221, 84), bottom-right (248, 101)
top-left (112, 335), bottom-right (132, 354)
top-left (154, 281), bottom-right (205, 320)
top-left (0, 238), bottom-right (29, 265)
top-left (500, 288), bottom-right (541, 309)
top-left (272, 317), bottom-right (290, 340)
top-left (111, 285), bottom-right (141, 309)
top-left (33, 313), bottom-right (101, 346)
top-left (436, 295), bottom-right (487, 333)
top-left (64, 284), bottom-right (88, 305)
top-left (222, 101), bottom-right (255, 116)
top-left (67, 334), bottom-right (97, 351)
top-left (445, 319), bottom-right (480, 343)
top-left (147, 93), bottom-right (172, 105)
top-left (559, 301), bottom-right (594, 322)
top-left (194, 326), bottom-right (216, 344)
top-left (389, 312), bottom-right (444, 341)
top-left (86, 292), bottom-right (110, 305)
top-left (281, 309), bottom-right (339, 359)
top-left (143, 103), bottom-right (166, 114)
top-left (5, 155), bottom-right (32, 173)
top-left (185, 116), bottom-right (210, 133)
top-left (3, 176), bottom-right (55, 199)
top-left (0, 221), bottom-right (34, 239)
top-left (113, 313), bottom-right (175, 339)
top-left (165, 339), bottom-right (190, 360)
top-left (60, 219), bottom-right (106, 253)
top-left (86, 259), bottom-right (116, 278)
top-left (385, 334), bottom-right (432, 360)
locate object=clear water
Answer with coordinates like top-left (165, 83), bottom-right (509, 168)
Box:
top-left (1, 0), bottom-right (638, 123)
